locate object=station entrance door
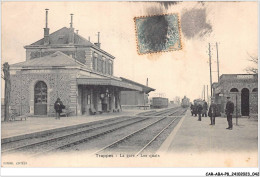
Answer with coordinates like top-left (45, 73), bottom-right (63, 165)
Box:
top-left (34, 81), bottom-right (47, 115)
top-left (241, 88), bottom-right (249, 116)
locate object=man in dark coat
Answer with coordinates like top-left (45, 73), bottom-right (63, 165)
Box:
top-left (54, 98), bottom-right (65, 119)
top-left (190, 103), bottom-right (194, 116)
top-left (208, 100), bottom-right (218, 125)
top-left (202, 100), bottom-right (208, 117)
top-left (225, 96), bottom-right (234, 130)
top-left (197, 103), bottom-right (203, 121)
top-left (193, 102), bottom-right (198, 117)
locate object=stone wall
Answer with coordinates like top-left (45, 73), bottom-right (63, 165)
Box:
top-left (214, 78), bottom-right (258, 116)
top-left (10, 69), bottom-right (78, 116)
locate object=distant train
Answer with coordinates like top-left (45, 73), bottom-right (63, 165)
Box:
top-left (181, 96), bottom-right (190, 108)
top-left (151, 97), bottom-right (168, 109)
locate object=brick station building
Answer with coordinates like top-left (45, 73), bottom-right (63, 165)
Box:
top-left (9, 10), bottom-right (154, 116)
top-left (212, 74), bottom-right (258, 117)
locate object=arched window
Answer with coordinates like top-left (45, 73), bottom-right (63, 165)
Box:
top-left (252, 88), bottom-right (258, 92)
top-left (230, 88), bottom-right (239, 92)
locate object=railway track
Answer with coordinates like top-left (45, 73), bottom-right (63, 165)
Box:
top-left (93, 108), bottom-right (186, 156)
top-left (2, 107), bottom-right (181, 157)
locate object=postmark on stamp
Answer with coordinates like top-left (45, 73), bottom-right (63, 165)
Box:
top-left (134, 14), bottom-right (182, 55)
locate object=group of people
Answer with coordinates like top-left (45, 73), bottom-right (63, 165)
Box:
top-left (190, 100), bottom-right (208, 121)
top-left (190, 97), bottom-right (234, 130)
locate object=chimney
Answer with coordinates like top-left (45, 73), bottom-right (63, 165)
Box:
top-left (94, 32), bottom-right (101, 48)
top-left (68, 13), bottom-right (74, 44)
top-left (146, 78), bottom-right (149, 86)
top-left (44, 9), bottom-right (50, 45)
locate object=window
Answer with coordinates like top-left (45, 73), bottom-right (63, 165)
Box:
top-left (92, 52), bottom-right (98, 71)
top-left (108, 61), bottom-right (111, 75)
top-left (92, 57), bottom-right (96, 70)
top-left (111, 61), bottom-right (113, 75)
top-left (106, 61), bottom-right (110, 74)
top-left (97, 57), bottom-right (101, 72)
top-left (104, 60), bottom-right (107, 74)
top-left (94, 57), bottom-right (97, 70)
top-left (101, 60), bottom-right (104, 73)
top-left (230, 88), bottom-right (239, 92)
top-left (102, 57), bottom-right (106, 74)
top-left (252, 88), bottom-right (258, 92)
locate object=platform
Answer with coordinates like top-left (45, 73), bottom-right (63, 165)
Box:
top-left (1, 109), bottom-right (155, 141)
top-left (159, 111), bottom-right (258, 167)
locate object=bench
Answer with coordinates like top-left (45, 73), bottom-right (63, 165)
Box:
top-left (10, 109), bottom-right (30, 121)
top-left (137, 105), bottom-right (150, 110)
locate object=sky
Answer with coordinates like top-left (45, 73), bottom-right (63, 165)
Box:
top-left (1, 1), bottom-right (258, 101)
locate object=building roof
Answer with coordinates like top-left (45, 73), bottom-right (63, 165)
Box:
top-left (220, 74), bottom-right (258, 81)
top-left (11, 51), bottom-right (83, 68)
top-left (120, 77), bottom-right (155, 93)
top-left (29, 27), bottom-right (92, 46)
top-left (77, 77), bottom-right (143, 91)
top-left (24, 27), bottom-right (115, 59)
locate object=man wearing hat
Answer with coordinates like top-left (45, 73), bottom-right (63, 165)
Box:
top-left (225, 96), bottom-right (234, 130)
top-left (54, 98), bottom-right (65, 119)
top-left (208, 99), bottom-right (217, 125)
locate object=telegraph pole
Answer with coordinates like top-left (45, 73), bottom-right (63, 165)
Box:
top-left (204, 85), bottom-right (206, 100)
top-left (207, 85), bottom-right (209, 104)
top-left (216, 42), bottom-right (220, 82)
top-left (208, 43), bottom-right (213, 98)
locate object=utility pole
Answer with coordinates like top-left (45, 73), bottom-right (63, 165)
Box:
top-left (204, 85), bottom-right (206, 100)
top-left (208, 43), bottom-right (213, 98)
top-left (207, 85), bottom-right (209, 103)
top-left (98, 32), bottom-right (100, 43)
top-left (216, 42), bottom-right (220, 82)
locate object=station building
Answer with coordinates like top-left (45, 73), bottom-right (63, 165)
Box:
top-left (9, 10), bottom-right (154, 116)
top-left (120, 77), bottom-right (155, 109)
top-left (212, 74), bottom-right (258, 117)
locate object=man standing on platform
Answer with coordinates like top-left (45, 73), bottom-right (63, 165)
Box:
top-left (202, 100), bottom-right (208, 117)
top-left (54, 98), bottom-right (64, 119)
top-left (197, 103), bottom-right (203, 121)
top-left (193, 102), bottom-right (198, 117)
top-left (208, 99), bottom-right (217, 125)
top-left (190, 103), bottom-right (194, 116)
top-left (225, 96), bottom-right (234, 130)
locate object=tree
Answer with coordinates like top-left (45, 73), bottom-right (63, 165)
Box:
top-left (245, 54), bottom-right (258, 74)
top-left (2, 62), bottom-right (11, 121)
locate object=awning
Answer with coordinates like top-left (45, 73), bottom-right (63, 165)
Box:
top-left (77, 78), bottom-right (142, 91)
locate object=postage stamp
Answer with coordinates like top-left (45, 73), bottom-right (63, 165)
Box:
top-left (134, 14), bottom-right (182, 55)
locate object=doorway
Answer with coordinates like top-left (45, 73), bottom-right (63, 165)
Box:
top-left (241, 88), bottom-right (249, 116)
top-left (34, 81), bottom-right (47, 115)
